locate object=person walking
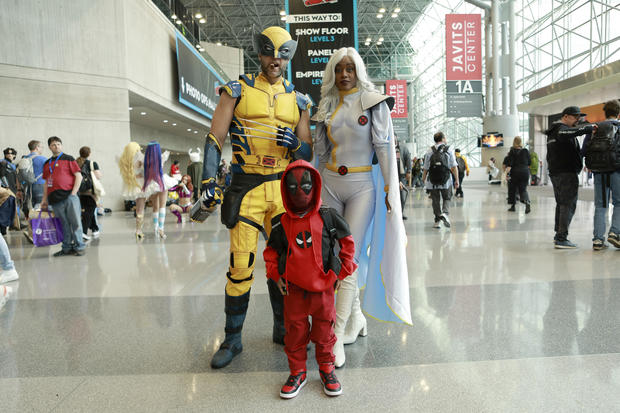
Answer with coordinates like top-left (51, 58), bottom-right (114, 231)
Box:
top-left (505, 136), bottom-right (532, 213)
top-left (76, 146), bottom-right (101, 239)
top-left (454, 149), bottom-right (470, 198)
top-left (422, 132), bottom-right (459, 228)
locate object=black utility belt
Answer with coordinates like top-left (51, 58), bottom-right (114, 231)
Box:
top-left (230, 172), bottom-right (284, 186)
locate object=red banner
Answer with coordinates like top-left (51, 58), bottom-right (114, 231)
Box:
top-left (385, 79), bottom-right (408, 118)
top-left (445, 14), bottom-right (482, 81)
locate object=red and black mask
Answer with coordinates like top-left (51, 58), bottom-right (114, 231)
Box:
top-left (285, 167), bottom-right (315, 214)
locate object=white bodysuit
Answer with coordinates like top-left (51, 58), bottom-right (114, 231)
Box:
top-left (315, 88), bottom-right (392, 263)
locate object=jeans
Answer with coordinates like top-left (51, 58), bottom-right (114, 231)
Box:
top-left (550, 172), bottom-right (579, 241)
top-left (430, 188), bottom-right (452, 219)
top-left (31, 184), bottom-right (44, 208)
top-left (0, 232), bottom-right (14, 270)
top-left (593, 171), bottom-right (620, 241)
top-left (51, 194), bottom-right (85, 252)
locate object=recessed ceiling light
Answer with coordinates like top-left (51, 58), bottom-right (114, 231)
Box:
top-left (187, 128), bottom-right (191, 131)
top-left (366, 37), bottom-right (371, 42)
top-left (175, 20), bottom-right (182, 25)
top-left (172, 123), bottom-right (177, 126)
top-left (171, 14), bottom-right (177, 19)
top-left (376, 13), bottom-right (383, 18)
top-left (379, 37), bottom-right (384, 42)
top-left (195, 12), bottom-right (202, 19)
top-left (379, 8), bottom-right (386, 13)
top-left (364, 42), bottom-right (370, 46)
top-left (199, 18), bottom-right (206, 23)
top-left (196, 44), bottom-right (200, 48)
top-left (377, 41), bottom-right (383, 45)
top-left (216, 42), bottom-right (222, 46)
top-left (391, 13), bottom-right (398, 18)
top-left (193, 130), bottom-right (198, 134)
top-left (140, 111), bottom-right (146, 115)
top-left (394, 7), bottom-right (401, 13)
top-left (129, 107), bottom-right (133, 110)
top-left (280, 16), bottom-right (286, 21)
top-left (163, 120), bottom-right (168, 123)
top-left (280, 10), bottom-right (286, 16)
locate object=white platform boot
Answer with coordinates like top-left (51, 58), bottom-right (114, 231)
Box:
top-left (343, 283), bottom-right (367, 345)
top-left (333, 280), bottom-right (356, 368)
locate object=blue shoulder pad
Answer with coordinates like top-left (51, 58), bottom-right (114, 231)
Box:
top-left (219, 80), bottom-right (242, 98)
top-left (240, 74), bottom-right (255, 87)
top-left (283, 78), bottom-right (295, 93)
top-left (295, 92), bottom-right (313, 111)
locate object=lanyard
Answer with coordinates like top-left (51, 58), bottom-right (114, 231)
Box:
top-left (48, 152), bottom-right (63, 176)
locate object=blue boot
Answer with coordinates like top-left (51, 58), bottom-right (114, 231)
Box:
top-left (211, 290), bottom-right (250, 369)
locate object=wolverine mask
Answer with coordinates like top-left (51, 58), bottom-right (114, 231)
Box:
top-left (256, 26), bottom-right (297, 60)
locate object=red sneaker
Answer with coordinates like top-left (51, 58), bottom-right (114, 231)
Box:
top-left (280, 371), bottom-right (307, 399)
top-left (319, 364), bottom-right (342, 396)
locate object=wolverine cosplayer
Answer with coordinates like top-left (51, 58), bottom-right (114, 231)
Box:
top-left (200, 26), bottom-right (313, 368)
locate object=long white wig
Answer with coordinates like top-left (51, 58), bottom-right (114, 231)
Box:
top-left (315, 47), bottom-right (378, 123)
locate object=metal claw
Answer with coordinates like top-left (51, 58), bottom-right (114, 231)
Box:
top-left (236, 117), bottom-right (282, 132)
top-left (232, 125), bottom-right (280, 137)
top-left (230, 133), bottom-right (281, 142)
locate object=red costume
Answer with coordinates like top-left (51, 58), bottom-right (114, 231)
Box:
top-left (263, 160), bottom-right (357, 380)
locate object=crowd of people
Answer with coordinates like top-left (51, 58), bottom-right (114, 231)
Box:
top-left (1, 24), bottom-right (619, 402)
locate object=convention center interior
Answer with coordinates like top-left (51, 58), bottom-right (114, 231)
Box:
top-left (1, 0), bottom-right (620, 411)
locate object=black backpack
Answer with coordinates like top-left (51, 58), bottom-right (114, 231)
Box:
top-left (584, 120), bottom-right (620, 173)
top-left (78, 160), bottom-right (93, 194)
top-left (428, 145), bottom-right (451, 186)
top-left (456, 156), bottom-right (466, 174)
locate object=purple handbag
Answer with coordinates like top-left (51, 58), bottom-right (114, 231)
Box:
top-left (31, 210), bottom-right (64, 247)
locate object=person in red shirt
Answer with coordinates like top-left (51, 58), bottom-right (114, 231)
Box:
top-left (40, 136), bottom-right (85, 256)
top-left (263, 160), bottom-right (357, 399)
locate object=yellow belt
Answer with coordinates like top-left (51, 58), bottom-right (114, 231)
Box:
top-left (326, 164), bottom-right (372, 175)
top-left (240, 154), bottom-right (289, 169)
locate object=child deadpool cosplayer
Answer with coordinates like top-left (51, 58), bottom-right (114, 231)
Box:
top-left (263, 160), bottom-right (357, 399)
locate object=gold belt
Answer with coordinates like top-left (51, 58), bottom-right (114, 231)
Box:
top-left (326, 164), bottom-right (372, 176)
top-left (241, 154), bottom-right (289, 168)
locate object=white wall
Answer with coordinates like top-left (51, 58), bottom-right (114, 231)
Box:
top-left (201, 43), bottom-right (244, 81)
top-left (0, 0), bottom-right (224, 209)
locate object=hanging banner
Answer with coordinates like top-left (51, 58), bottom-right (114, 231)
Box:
top-left (385, 80), bottom-right (408, 118)
top-left (175, 32), bottom-right (226, 119)
top-left (445, 14), bottom-right (482, 118)
top-left (286, 0), bottom-right (358, 106)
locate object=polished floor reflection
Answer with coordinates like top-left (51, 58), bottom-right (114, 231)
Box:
top-left (1, 184), bottom-right (619, 412)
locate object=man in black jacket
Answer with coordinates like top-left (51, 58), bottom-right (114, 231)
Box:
top-left (545, 106), bottom-right (596, 248)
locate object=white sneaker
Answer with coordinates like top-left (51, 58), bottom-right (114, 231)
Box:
top-left (440, 213), bottom-right (451, 228)
top-left (0, 285), bottom-right (13, 310)
top-left (92, 231), bottom-right (100, 238)
top-left (433, 221), bottom-right (441, 228)
top-left (0, 268), bottom-right (19, 284)
top-left (82, 233), bottom-right (91, 240)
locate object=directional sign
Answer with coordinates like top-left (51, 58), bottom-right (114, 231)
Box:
top-left (445, 14), bottom-right (482, 118)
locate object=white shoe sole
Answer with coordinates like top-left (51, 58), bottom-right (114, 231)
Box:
top-left (280, 377), bottom-right (306, 399)
top-left (0, 270), bottom-right (19, 284)
top-left (323, 386), bottom-right (343, 397)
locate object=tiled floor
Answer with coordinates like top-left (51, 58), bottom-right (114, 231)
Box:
top-left (1, 183), bottom-right (619, 412)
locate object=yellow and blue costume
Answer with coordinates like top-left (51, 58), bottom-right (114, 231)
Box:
top-left (201, 25), bottom-right (313, 369)
top-left (221, 72), bottom-right (311, 297)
